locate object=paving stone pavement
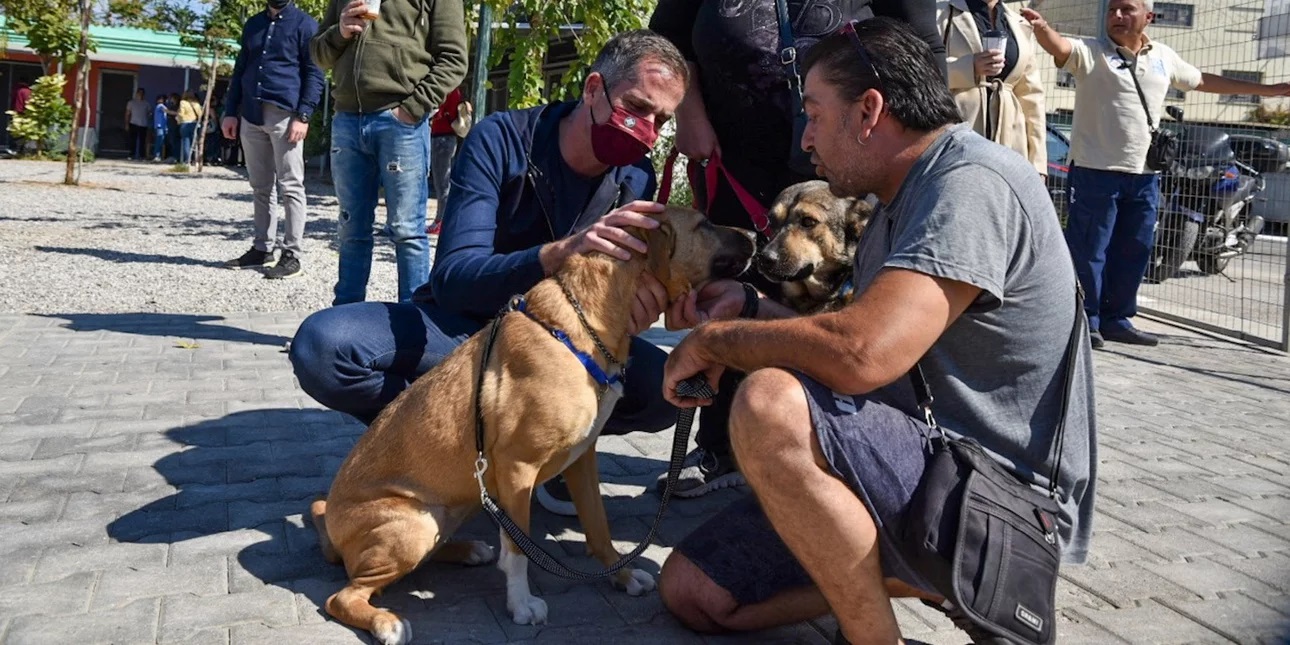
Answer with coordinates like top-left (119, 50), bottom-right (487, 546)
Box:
top-left (0, 312), bottom-right (1287, 644)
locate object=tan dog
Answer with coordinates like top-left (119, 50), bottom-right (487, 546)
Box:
top-left (309, 207), bottom-right (755, 644)
top-left (756, 180), bottom-right (873, 314)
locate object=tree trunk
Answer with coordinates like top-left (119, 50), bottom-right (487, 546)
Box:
top-left (64, 0), bottom-right (92, 185)
top-left (195, 51), bottom-right (218, 172)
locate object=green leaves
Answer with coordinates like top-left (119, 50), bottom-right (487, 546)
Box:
top-left (5, 74), bottom-right (73, 155)
top-left (478, 0), bottom-right (658, 109)
top-left (1, 0), bottom-right (95, 71)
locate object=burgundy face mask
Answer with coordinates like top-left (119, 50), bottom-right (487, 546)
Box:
top-left (588, 87), bottom-right (658, 167)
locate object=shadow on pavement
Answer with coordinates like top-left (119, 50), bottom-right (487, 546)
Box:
top-left (40, 312), bottom-right (292, 347)
top-left (34, 245), bottom-right (226, 268)
top-left (104, 408), bottom-right (676, 638)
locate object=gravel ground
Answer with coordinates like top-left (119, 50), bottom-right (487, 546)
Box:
top-left (0, 159), bottom-right (439, 314)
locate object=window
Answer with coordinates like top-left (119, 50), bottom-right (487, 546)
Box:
top-left (1153, 3), bottom-right (1195, 28)
top-left (1220, 70), bottom-right (1264, 104)
top-left (1056, 70), bottom-right (1076, 89)
top-left (1166, 87), bottom-right (1187, 101)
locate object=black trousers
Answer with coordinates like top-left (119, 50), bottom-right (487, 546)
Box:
top-left (129, 124), bottom-right (148, 159)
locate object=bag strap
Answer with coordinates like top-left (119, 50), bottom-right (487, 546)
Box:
top-left (1124, 56), bottom-right (1158, 132)
top-left (773, 0), bottom-right (803, 92)
top-left (909, 282), bottom-right (1084, 499)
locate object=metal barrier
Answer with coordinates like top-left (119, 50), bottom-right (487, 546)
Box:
top-left (1027, 0), bottom-right (1290, 350)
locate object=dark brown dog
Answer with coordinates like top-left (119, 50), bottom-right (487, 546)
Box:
top-left (756, 180), bottom-right (873, 314)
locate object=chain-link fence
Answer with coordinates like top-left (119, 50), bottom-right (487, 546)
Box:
top-left (1029, 0), bottom-right (1290, 350)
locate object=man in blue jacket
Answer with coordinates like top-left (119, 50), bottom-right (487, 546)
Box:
top-left (290, 30), bottom-right (690, 514)
top-left (221, 0), bottom-right (325, 280)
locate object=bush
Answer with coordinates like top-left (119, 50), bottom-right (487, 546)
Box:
top-left (6, 75), bottom-right (73, 156)
top-left (1249, 104), bottom-right (1290, 126)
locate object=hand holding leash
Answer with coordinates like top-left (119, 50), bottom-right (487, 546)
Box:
top-left (663, 333), bottom-right (725, 408)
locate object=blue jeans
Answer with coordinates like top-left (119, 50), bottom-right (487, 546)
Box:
top-left (179, 122), bottom-right (198, 165)
top-left (330, 110), bottom-right (431, 305)
top-left (153, 127), bottom-right (166, 159)
top-left (289, 301), bottom-right (676, 432)
top-left (1065, 166), bottom-right (1161, 333)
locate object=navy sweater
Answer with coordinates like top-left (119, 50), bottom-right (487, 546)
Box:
top-left (225, 5), bottom-right (325, 125)
top-left (416, 101), bottom-right (657, 320)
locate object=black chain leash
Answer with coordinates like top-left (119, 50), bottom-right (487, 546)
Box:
top-left (553, 274), bottom-right (623, 367)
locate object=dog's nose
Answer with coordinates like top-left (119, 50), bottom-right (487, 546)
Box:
top-left (758, 247), bottom-right (780, 265)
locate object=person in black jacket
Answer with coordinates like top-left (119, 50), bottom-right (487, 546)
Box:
top-left (647, 0), bottom-right (945, 499)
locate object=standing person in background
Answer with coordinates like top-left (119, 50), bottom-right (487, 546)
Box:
top-left (220, 0), bottom-right (325, 280)
top-left (310, 0), bottom-right (469, 305)
top-left (426, 85), bottom-right (464, 235)
top-left (648, 0), bottom-right (946, 499)
top-left (11, 80), bottom-right (32, 152)
top-left (944, 0), bottom-right (1046, 174)
top-left (165, 93), bottom-right (181, 162)
top-left (12, 80), bottom-right (31, 114)
top-left (176, 91), bottom-right (203, 166)
top-left (125, 88), bottom-right (151, 161)
top-left (151, 94), bottom-right (169, 162)
top-left (1023, 0), bottom-right (1290, 348)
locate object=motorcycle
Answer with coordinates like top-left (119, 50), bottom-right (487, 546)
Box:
top-left (1149, 107), bottom-right (1267, 282)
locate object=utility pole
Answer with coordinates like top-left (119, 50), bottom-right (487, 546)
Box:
top-left (470, 1), bottom-right (493, 118)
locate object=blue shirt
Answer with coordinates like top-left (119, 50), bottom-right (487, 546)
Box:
top-left (418, 101), bottom-right (657, 319)
top-left (224, 4), bottom-right (325, 126)
top-left (152, 103), bottom-right (168, 130)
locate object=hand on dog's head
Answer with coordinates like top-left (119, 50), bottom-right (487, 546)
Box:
top-left (631, 207), bottom-right (756, 302)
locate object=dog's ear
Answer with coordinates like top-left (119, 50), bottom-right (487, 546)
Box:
top-left (646, 219), bottom-right (677, 292)
top-left (843, 198), bottom-right (873, 244)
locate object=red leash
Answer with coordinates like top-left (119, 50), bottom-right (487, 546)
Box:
top-left (657, 148), bottom-right (771, 237)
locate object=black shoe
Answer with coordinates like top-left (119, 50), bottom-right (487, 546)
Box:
top-left (921, 599), bottom-right (1017, 644)
top-left (263, 251), bottom-right (302, 279)
top-left (535, 476), bottom-right (577, 517)
top-left (1089, 330), bottom-right (1104, 349)
top-left (224, 248), bottom-right (275, 269)
top-left (655, 448), bottom-right (745, 499)
top-left (1101, 326), bottom-right (1159, 346)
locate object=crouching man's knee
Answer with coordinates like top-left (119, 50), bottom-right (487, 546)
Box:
top-left (729, 368), bottom-right (813, 475)
top-left (658, 551), bottom-right (740, 633)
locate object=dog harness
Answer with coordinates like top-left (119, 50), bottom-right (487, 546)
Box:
top-left (504, 294), bottom-right (625, 392)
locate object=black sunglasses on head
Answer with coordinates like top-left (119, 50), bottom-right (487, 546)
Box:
top-left (839, 20), bottom-right (885, 92)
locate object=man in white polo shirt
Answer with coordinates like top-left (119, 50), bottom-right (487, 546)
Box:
top-left (1023, 0), bottom-right (1290, 348)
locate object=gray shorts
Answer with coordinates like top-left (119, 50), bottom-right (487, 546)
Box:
top-left (674, 372), bottom-right (935, 605)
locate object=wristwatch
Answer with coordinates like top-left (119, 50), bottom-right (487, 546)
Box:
top-left (294, 112), bottom-right (311, 123)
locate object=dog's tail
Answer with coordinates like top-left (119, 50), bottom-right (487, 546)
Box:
top-left (309, 496), bottom-right (341, 564)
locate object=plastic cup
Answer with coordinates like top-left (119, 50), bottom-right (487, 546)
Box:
top-left (982, 30), bottom-right (1007, 53)
top-left (362, 0), bottom-right (380, 20)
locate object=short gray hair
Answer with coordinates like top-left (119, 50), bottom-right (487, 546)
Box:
top-left (588, 29), bottom-right (689, 90)
top-left (1141, 0), bottom-right (1154, 11)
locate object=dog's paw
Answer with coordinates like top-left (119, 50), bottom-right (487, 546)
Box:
top-left (508, 595), bottom-right (548, 625)
top-left (371, 612), bottom-right (412, 645)
top-left (614, 568), bottom-right (656, 597)
top-left (462, 540), bottom-right (495, 566)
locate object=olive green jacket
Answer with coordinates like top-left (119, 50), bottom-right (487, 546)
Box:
top-left (310, 0), bottom-right (468, 122)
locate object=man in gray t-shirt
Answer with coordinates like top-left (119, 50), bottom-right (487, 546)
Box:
top-left (654, 18), bottom-right (1097, 644)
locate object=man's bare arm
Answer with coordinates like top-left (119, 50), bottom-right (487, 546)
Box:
top-left (1196, 73), bottom-right (1290, 98)
top-left (685, 268), bottom-right (982, 395)
top-left (1020, 8), bottom-right (1073, 69)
